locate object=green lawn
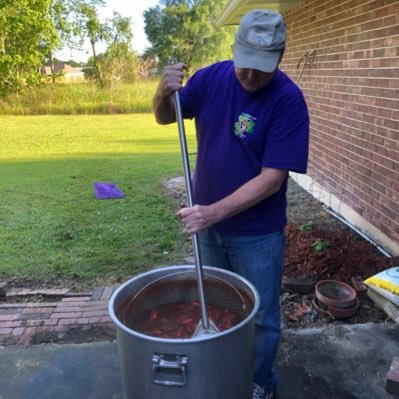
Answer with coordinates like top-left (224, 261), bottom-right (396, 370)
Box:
top-left (0, 114), bottom-right (196, 286)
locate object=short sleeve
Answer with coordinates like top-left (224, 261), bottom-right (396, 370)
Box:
top-left (179, 69), bottom-right (206, 119)
top-left (262, 86), bottom-right (309, 174)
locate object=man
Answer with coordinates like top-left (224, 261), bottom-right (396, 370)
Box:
top-left (153, 9), bottom-right (309, 399)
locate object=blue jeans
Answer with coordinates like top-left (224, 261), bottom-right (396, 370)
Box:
top-left (198, 229), bottom-right (285, 391)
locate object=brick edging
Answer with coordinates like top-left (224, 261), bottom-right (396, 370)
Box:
top-left (0, 286), bottom-right (118, 346)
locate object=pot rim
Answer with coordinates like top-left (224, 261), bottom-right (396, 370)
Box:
top-left (108, 264), bottom-right (260, 343)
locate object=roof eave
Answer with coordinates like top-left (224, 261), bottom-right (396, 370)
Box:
top-left (216, 0), bottom-right (304, 27)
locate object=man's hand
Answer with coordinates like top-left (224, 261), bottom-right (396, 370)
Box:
top-left (153, 62), bottom-right (186, 125)
top-left (176, 204), bottom-right (219, 235)
top-left (176, 167), bottom-right (288, 235)
top-left (159, 62), bottom-right (186, 96)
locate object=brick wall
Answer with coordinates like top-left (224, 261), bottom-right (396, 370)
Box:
top-left (281, 0), bottom-right (399, 252)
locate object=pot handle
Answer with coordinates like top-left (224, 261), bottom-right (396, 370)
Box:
top-left (152, 353), bottom-right (188, 387)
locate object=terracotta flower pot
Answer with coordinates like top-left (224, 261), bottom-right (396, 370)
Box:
top-left (327, 297), bottom-right (360, 319)
top-left (315, 280), bottom-right (357, 309)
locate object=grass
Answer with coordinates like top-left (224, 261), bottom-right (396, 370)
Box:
top-left (0, 114), bottom-right (196, 285)
top-left (0, 81), bottom-right (159, 115)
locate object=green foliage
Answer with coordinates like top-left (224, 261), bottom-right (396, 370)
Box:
top-left (298, 223), bottom-right (313, 232)
top-left (144, 0), bottom-right (236, 73)
top-left (74, 1), bottom-right (106, 85)
top-left (96, 12), bottom-right (139, 87)
top-left (0, 0), bottom-right (109, 94)
top-left (311, 240), bottom-right (329, 252)
top-left (0, 114), bottom-right (196, 282)
top-left (0, 0), bottom-right (57, 94)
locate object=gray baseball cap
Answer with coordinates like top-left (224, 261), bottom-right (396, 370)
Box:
top-left (234, 9), bottom-right (287, 73)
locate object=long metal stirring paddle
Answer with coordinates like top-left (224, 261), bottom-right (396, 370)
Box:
top-left (173, 89), bottom-right (219, 336)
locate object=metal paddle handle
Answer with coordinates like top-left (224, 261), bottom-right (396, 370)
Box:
top-left (174, 89), bottom-right (210, 330)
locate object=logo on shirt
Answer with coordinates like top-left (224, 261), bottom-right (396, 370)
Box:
top-left (234, 113), bottom-right (256, 138)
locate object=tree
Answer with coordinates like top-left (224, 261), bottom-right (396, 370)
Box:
top-left (96, 12), bottom-right (139, 87)
top-left (143, 0), bottom-right (235, 74)
top-left (46, 0), bottom-right (72, 82)
top-left (137, 54), bottom-right (158, 78)
top-left (0, 0), bottom-right (57, 94)
top-left (73, 0), bottom-right (106, 86)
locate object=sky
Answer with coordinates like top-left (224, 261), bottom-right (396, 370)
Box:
top-left (55, 0), bottom-right (159, 62)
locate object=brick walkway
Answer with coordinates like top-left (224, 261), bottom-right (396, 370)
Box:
top-left (0, 286), bottom-right (118, 346)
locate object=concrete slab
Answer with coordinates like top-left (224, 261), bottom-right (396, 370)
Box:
top-left (0, 323), bottom-right (398, 399)
top-left (276, 323), bottom-right (399, 399)
top-left (0, 341), bottom-right (122, 399)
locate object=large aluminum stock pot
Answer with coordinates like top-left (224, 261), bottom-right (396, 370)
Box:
top-left (109, 265), bottom-right (260, 399)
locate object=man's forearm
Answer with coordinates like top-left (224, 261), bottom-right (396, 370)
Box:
top-left (153, 90), bottom-right (176, 125)
top-left (177, 167), bottom-right (288, 234)
top-left (211, 167), bottom-right (288, 222)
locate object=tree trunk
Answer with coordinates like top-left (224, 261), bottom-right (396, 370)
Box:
top-left (49, 52), bottom-right (56, 83)
top-left (90, 39), bottom-right (103, 87)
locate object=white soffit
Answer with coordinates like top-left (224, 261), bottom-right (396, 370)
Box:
top-left (217, 0), bottom-right (304, 26)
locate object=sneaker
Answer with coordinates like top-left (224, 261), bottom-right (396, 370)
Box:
top-left (252, 383), bottom-right (275, 399)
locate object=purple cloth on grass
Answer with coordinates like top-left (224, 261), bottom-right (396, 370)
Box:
top-left (94, 182), bottom-right (125, 199)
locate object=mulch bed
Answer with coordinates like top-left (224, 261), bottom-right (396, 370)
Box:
top-left (282, 225), bottom-right (399, 328)
top-left (284, 225), bottom-right (397, 284)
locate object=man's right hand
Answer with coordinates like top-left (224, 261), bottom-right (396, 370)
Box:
top-left (159, 63), bottom-right (186, 97)
top-left (153, 62), bottom-right (186, 125)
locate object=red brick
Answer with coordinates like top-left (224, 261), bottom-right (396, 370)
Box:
top-left (0, 320), bottom-right (24, 328)
top-left (61, 297), bottom-right (90, 302)
top-left (47, 289), bottom-right (69, 296)
top-left (88, 317), bottom-right (102, 324)
top-left (23, 302), bottom-right (58, 308)
top-left (11, 327), bottom-right (26, 337)
top-left (18, 327), bottom-right (36, 346)
top-left (0, 314), bottom-right (17, 321)
top-left (25, 320), bottom-right (46, 327)
top-left (20, 313), bottom-right (50, 321)
top-left (82, 310), bottom-right (107, 318)
top-left (100, 287), bottom-right (114, 301)
top-left (86, 300), bottom-right (108, 307)
top-left (90, 287), bottom-right (104, 301)
top-left (54, 306), bottom-right (85, 313)
top-left (50, 312), bottom-right (82, 319)
top-left (43, 319), bottom-right (59, 326)
top-left (83, 305), bottom-right (108, 312)
top-left (58, 318), bottom-right (79, 326)
top-left (22, 307), bottom-right (54, 314)
top-left (100, 316), bottom-right (112, 323)
top-left (57, 301), bottom-right (88, 308)
top-left (0, 303), bottom-right (25, 309)
top-left (77, 318), bottom-right (91, 325)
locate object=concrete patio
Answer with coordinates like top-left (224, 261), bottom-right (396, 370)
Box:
top-left (0, 322), bottom-right (398, 399)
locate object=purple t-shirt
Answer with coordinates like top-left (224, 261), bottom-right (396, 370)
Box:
top-left (179, 60), bottom-right (309, 235)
